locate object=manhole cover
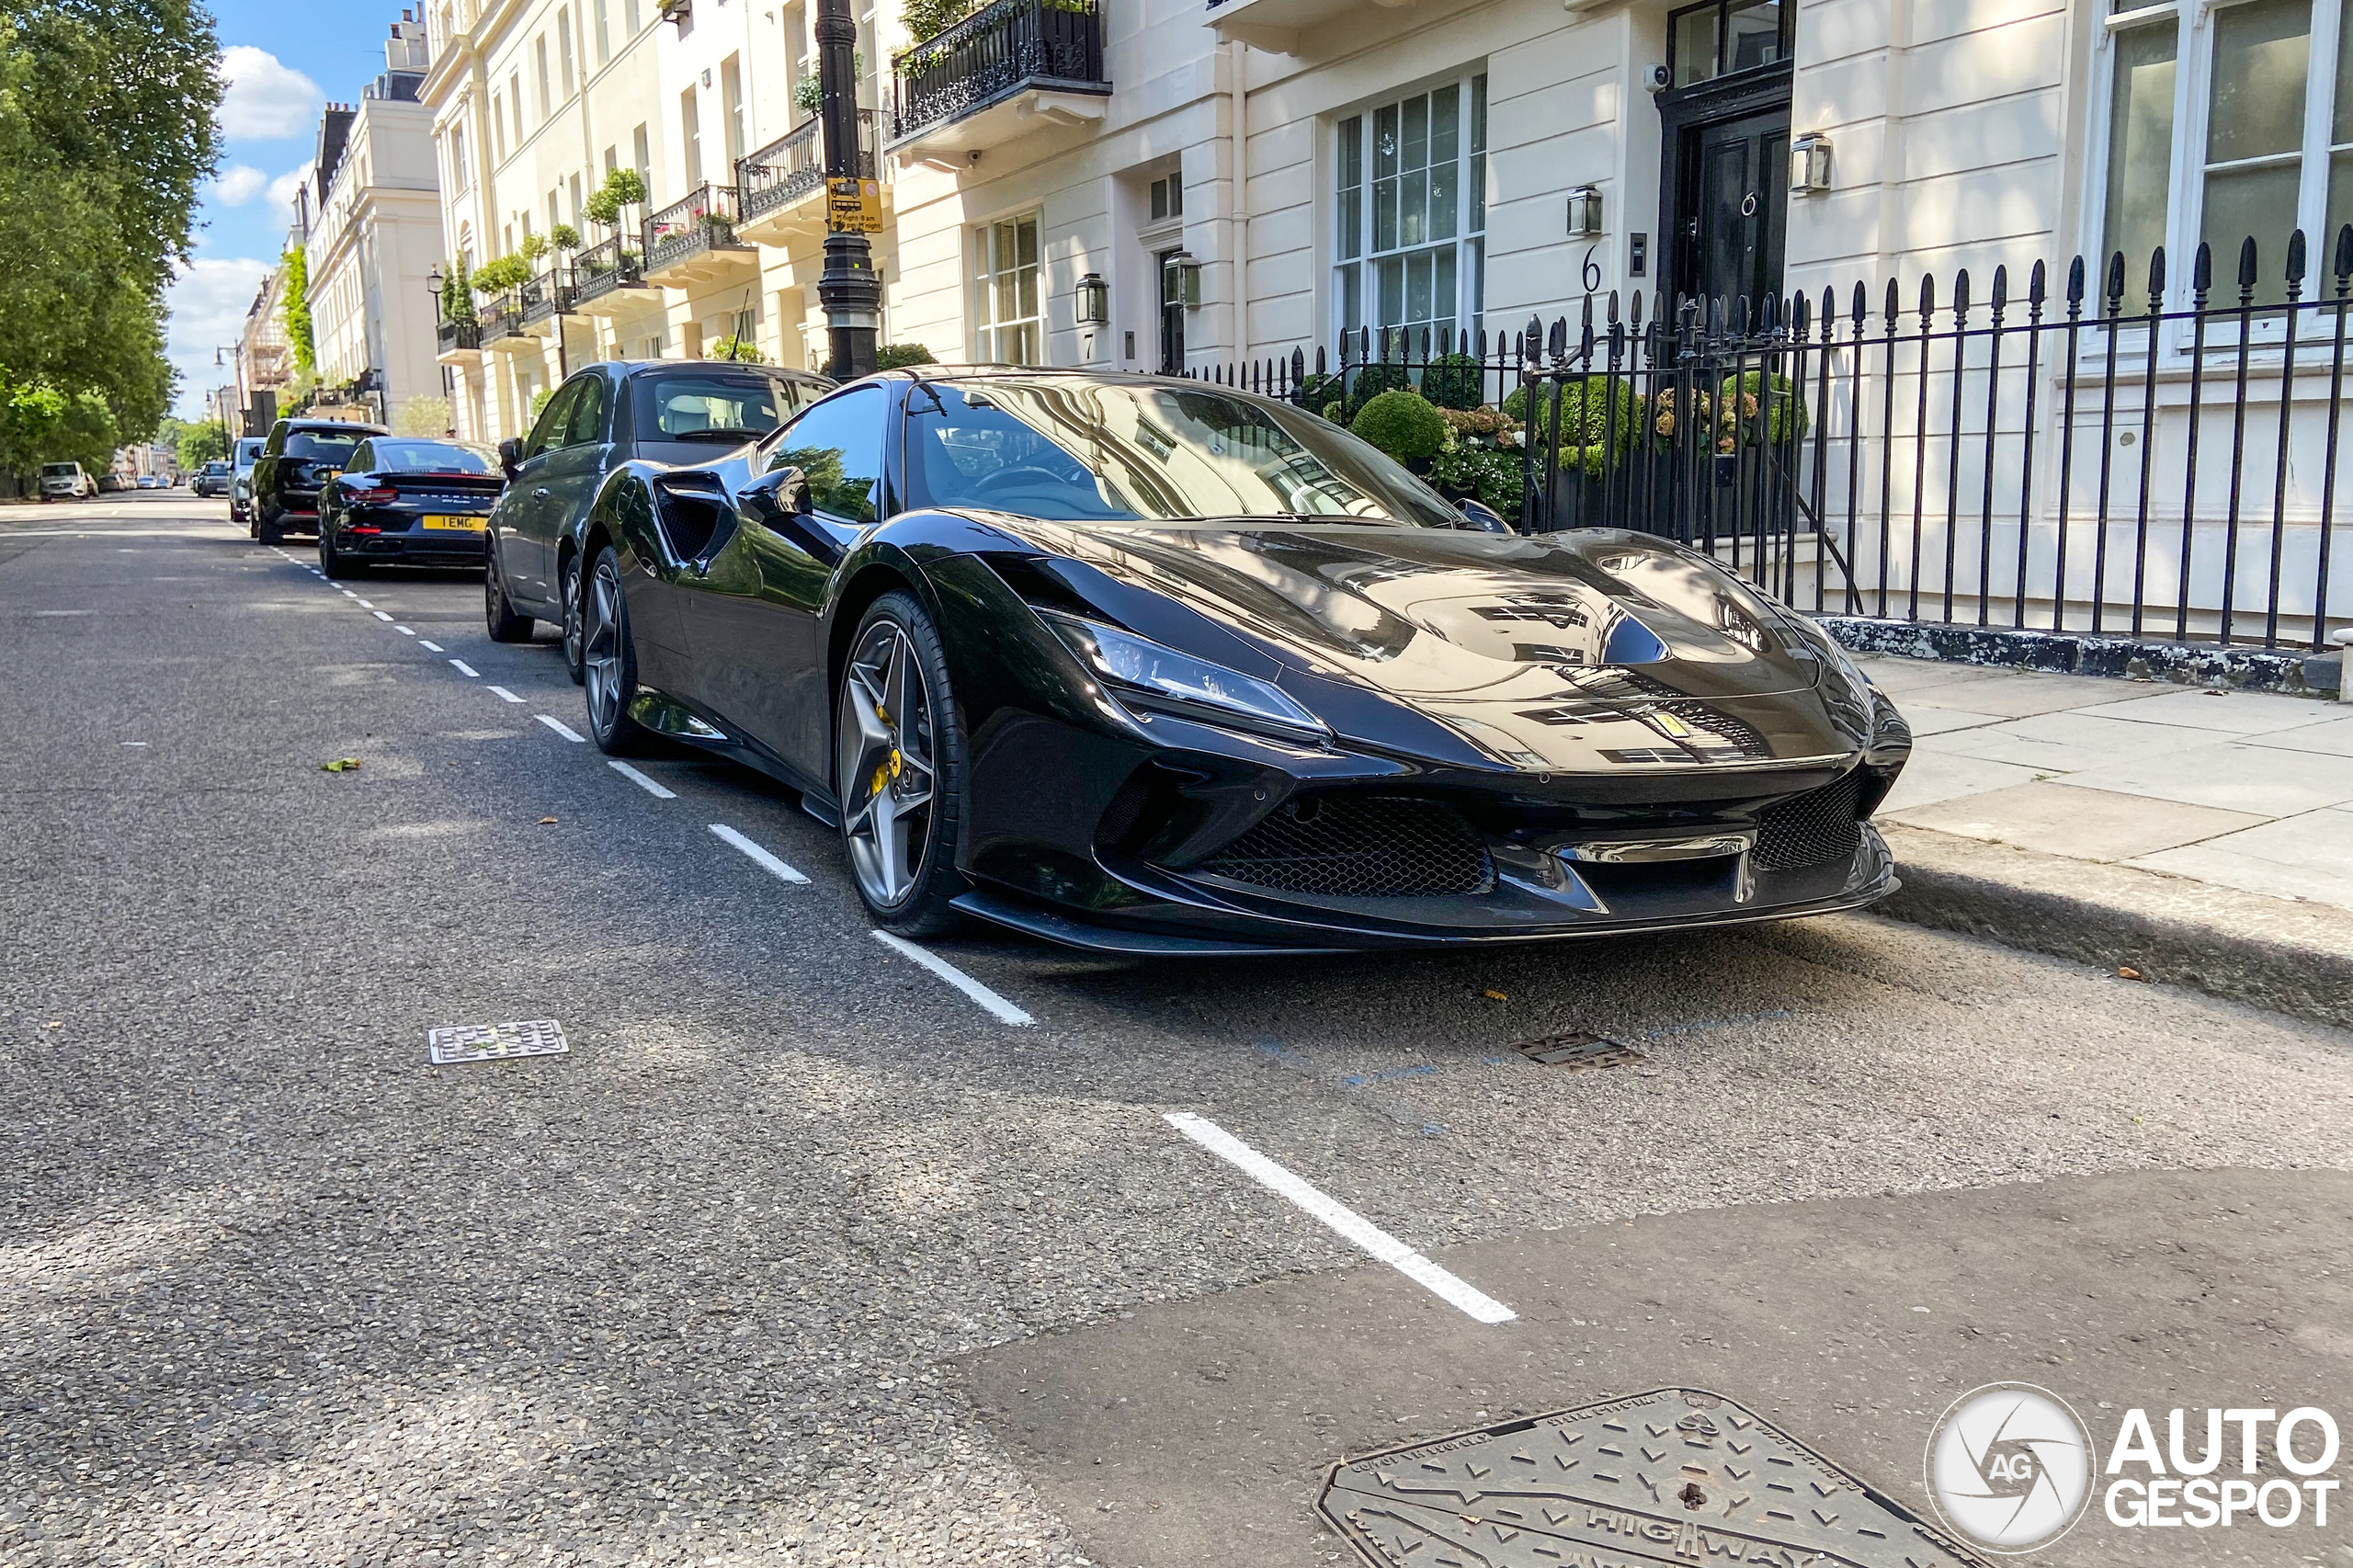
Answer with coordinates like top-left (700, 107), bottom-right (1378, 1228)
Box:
top-left (1513, 1030), bottom-right (1643, 1069)
top-left (1317, 1387), bottom-right (1989, 1568)
top-left (426, 1019), bottom-right (569, 1065)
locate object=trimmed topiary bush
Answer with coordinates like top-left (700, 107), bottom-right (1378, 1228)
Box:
top-left (1420, 350), bottom-right (1484, 410)
top-left (1506, 377), bottom-right (1640, 478)
top-left (875, 342), bottom-right (937, 369)
top-left (1349, 389), bottom-right (1448, 463)
top-left (1342, 360), bottom-right (1410, 418)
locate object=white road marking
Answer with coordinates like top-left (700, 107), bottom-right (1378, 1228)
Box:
top-left (396, 625), bottom-right (416, 635)
top-left (870, 931), bottom-right (1035, 1028)
top-left (535, 713), bottom-right (586, 743)
top-left (488, 685), bottom-right (525, 703)
top-left (372, 610), bottom-right (394, 621)
top-left (341, 590), bottom-right (358, 599)
top-left (356, 599), bottom-right (374, 608)
top-left (710, 824), bottom-right (811, 885)
top-left (609, 760), bottom-right (676, 799)
top-left (418, 640), bottom-right (444, 652)
top-left (1162, 1111), bottom-right (1518, 1324)
top-left (450, 659), bottom-right (480, 676)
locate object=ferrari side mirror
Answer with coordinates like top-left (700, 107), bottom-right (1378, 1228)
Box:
top-left (745, 463), bottom-right (813, 523)
top-left (1458, 498), bottom-right (1513, 534)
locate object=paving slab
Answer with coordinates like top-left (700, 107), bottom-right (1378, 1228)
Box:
top-left (1885, 780), bottom-right (2265, 861)
top-left (2056, 743), bottom-right (2353, 816)
top-left (2245, 714), bottom-right (2353, 756)
top-left (2128, 807), bottom-right (2353, 914)
top-left (963, 1169), bottom-right (2353, 1568)
top-left (1876, 750), bottom-right (2043, 813)
top-left (1893, 673), bottom-right (2160, 719)
top-left (2069, 687), bottom-right (2344, 733)
top-left (1920, 711), bottom-right (2229, 774)
top-left (1898, 705), bottom-right (2009, 736)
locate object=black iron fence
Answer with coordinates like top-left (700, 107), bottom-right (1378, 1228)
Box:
top-left (889, 0), bottom-right (1108, 147)
top-left (739, 111), bottom-right (877, 221)
top-left (1193, 231), bottom-right (2353, 654)
top-left (573, 233), bottom-right (645, 304)
top-left (643, 184), bottom-right (748, 274)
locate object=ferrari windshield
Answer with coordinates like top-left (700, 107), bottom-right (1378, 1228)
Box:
top-left (904, 379), bottom-right (1464, 528)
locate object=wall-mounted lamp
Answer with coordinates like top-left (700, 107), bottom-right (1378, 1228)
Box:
top-left (1163, 252), bottom-right (1202, 309)
top-left (1074, 270), bottom-right (1109, 327)
top-left (1790, 133), bottom-right (1833, 196)
top-left (1565, 185), bottom-right (1604, 238)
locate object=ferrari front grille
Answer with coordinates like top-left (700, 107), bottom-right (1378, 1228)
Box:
top-left (1753, 774), bottom-right (1864, 871)
top-left (1199, 795), bottom-right (1495, 899)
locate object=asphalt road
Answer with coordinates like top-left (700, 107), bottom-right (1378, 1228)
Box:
top-left (4, 494), bottom-right (2349, 1568)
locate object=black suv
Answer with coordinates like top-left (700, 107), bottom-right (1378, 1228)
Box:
top-left (483, 360), bottom-right (829, 675)
top-left (251, 418), bottom-right (387, 543)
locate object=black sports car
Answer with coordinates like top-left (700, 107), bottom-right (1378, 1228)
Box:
top-left (568, 368), bottom-right (1912, 954)
top-left (251, 418), bottom-right (387, 543)
top-left (482, 359), bottom-right (831, 667)
top-left (318, 437), bottom-right (507, 576)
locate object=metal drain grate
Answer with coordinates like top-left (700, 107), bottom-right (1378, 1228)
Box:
top-left (426, 1019), bottom-right (569, 1065)
top-left (1317, 1387), bottom-right (1994, 1568)
top-left (1513, 1030), bottom-right (1643, 1069)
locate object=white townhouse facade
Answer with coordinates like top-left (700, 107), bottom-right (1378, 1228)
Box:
top-left (423, 0), bottom-right (902, 442)
top-left (304, 16), bottom-right (452, 430)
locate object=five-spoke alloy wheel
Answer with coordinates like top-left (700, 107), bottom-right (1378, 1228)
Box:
top-left (836, 593), bottom-right (964, 935)
top-left (582, 547), bottom-right (650, 755)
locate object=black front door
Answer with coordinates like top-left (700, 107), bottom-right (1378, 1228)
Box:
top-left (1662, 92), bottom-right (1790, 321)
top-left (1156, 249), bottom-right (1187, 375)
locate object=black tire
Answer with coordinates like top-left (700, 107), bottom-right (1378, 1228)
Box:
top-left (835, 590), bottom-right (967, 937)
top-left (581, 547), bottom-right (653, 756)
top-left (256, 503), bottom-right (283, 545)
top-left (559, 551), bottom-right (586, 686)
top-left (484, 537), bottom-right (533, 642)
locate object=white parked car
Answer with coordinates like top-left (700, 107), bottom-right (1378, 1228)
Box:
top-left (39, 462), bottom-right (97, 500)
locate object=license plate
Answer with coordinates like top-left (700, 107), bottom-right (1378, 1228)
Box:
top-left (424, 515), bottom-right (486, 531)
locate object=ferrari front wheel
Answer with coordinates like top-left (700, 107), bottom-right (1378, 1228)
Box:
top-left (836, 592), bottom-right (965, 937)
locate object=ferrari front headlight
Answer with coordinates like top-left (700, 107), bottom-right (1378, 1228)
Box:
top-left (1041, 611), bottom-right (1330, 744)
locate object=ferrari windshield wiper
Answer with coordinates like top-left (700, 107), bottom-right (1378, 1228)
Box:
top-left (665, 427), bottom-right (769, 443)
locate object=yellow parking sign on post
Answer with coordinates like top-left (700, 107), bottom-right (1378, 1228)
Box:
top-left (826, 177), bottom-right (882, 233)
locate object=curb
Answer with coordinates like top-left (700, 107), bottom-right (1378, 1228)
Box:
top-left (1874, 824), bottom-right (2353, 1034)
top-left (1821, 616), bottom-right (2344, 699)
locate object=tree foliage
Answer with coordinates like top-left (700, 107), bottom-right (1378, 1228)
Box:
top-left (0, 1), bottom-right (222, 484)
top-left (281, 244), bottom-right (315, 377)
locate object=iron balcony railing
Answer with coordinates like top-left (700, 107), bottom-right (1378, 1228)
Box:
top-left (889, 0), bottom-right (1108, 148)
top-left (480, 289), bottom-right (525, 342)
top-left (435, 317), bottom-right (481, 354)
top-left (1187, 225), bottom-right (2353, 656)
top-left (739, 111), bottom-right (878, 222)
top-left (642, 183), bottom-right (750, 274)
top-left (518, 267), bottom-right (571, 326)
top-left (571, 233), bottom-right (646, 302)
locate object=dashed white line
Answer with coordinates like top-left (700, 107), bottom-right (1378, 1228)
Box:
top-left (1161, 1111), bottom-right (1518, 1324)
top-left (372, 610), bottom-right (394, 622)
top-left (450, 659), bottom-right (480, 677)
top-left (487, 685), bottom-right (525, 703)
top-left (535, 713), bottom-right (586, 743)
top-left (395, 625), bottom-right (416, 635)
top-left (356, 599), bottom-right (374, 608)
top-left (710, 824), bottom-right (810, 885)
top-left (870, 930), bottom-right (1035, 1027)
top-left (419, 640), bottom-right (444, 652)
top-left (609, 760), bottom-right (676, 799)
top-left (341, 590), bottom-right (358, 599)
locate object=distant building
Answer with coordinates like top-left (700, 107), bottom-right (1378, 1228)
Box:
top-left (304, 13), bottom-right (449, 429)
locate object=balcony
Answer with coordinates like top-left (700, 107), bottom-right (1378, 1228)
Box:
top-left (480, 290), bottom-right (529, 348)
top-left (572, 233), bottom-right (650, 314)
top-left (435, 317), bottom-right (482, 365)
top-left (888, 0), bottom-right (1108, 165)
top-left (642, 185), bottom-right (756, 287)
top-left (1203, 0), bottom-right (1419, 52)
top-left (519, 267), bottom-right (572, 336)
top-left (736, 112), bottom-right (880, 244)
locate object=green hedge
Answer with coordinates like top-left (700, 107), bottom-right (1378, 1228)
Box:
top-left (1505, 377), bottom-right (1639, 478)
top-left (1349, 389), bottom-right (1447, 462)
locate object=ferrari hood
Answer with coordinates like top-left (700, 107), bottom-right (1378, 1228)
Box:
top-left (983, 520), bottom-right (1818, 700)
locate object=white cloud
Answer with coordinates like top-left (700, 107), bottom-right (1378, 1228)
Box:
top-left (210, 165), bottom-right (267, 206)
top-left (267, 165), bottom-right (315, 222)
top-left (217, 46), bottom-right (322, 141)
top-left (164, 256), bottom-right (277, 419)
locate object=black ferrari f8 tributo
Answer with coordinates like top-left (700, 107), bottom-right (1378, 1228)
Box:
top-left (564, 368), bottom-right (1911, 955)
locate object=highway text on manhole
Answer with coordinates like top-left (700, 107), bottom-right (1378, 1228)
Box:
top-left (426, 1019), bottom-right (569, 1065)
top-left (1317, 1386), bottom-right (1992, 1568)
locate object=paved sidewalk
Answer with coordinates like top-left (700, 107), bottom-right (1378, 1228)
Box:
top-left (1868, 653), bottom-right (2353, 913)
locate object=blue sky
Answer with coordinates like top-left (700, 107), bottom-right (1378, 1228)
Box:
top-left (165, 2), bottom-right (423, 418)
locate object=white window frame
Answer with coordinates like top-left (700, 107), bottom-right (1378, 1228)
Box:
top-left (2087, 0), bottom-right (2352, 342)
top-left (972, 211), bottom-right (1043, 365)
top-left (1331, 71), bottom-right (1488, 354)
